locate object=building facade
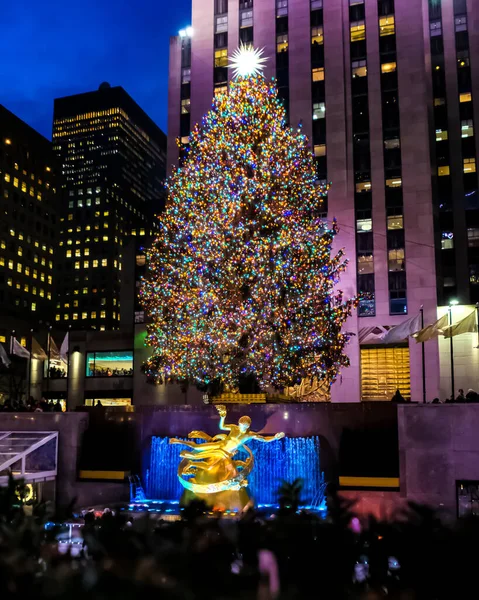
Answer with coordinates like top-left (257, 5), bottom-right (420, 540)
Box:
top-left (0, 104), bottom-right (60, 340)
top-left (167, 0), bottom-right (479, 402)
top-left (52, 84), bottom-right (166, 332)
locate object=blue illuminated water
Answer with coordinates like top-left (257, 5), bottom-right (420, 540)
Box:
top-left (146, 436), bottom-right (323, 506)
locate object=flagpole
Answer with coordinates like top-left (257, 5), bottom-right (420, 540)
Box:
top-left (10, 330), bottom-right (14, 402)
top-left (66, 325), bottom-right (71, 411)
top-left (476, 303), bottom-right (479, 349)
top-left (448, 304), bottom-right (455, 401)
top-left (420, 307), bottom-right (426, 404)
top-left (27, 328), bottom-right (33, 402)
top-left (46, 326), bottom-right (52, 394)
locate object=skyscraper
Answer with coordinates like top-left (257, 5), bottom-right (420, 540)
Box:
top-left (53, 83), bottom-right (166, 331)
top-left (0, 104), bottom-right (59, 341)
top-left (167, 0), bottom-right (478, 402)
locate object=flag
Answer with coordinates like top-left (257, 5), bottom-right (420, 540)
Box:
top-left (381, 313), bottom-right (422, 344)
top-left (11, 338), bottom-right (30, 359)
top-left (49, 336), bottom-right (60, 361)
top-left (60, 332), bottom-right (69, 364)
top-left (0, 343), bottom-right (11, 368)
top-left (443, 310), bottom-right (477, 338)
top-left (413, 314), bottom-right (449, 344)
top-left (32, 337), bottom-right (47, 361)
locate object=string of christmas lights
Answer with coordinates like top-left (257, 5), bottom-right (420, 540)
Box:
top-left (140, 70), bottom-right (356, 395)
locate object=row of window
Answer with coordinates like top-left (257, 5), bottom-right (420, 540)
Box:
top-left (55, 311), bottom-right (113, 321)
top-left (2, 277), bottom-right (51, 298)
top-left (0, 260), bottom-right (53, 282)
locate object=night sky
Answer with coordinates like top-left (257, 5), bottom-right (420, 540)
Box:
top-left (1, 0), bottom-right (192, 139)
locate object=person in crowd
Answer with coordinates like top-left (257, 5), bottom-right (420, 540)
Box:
top-left (466, 388), bottom-right (479, 402)
top-left (456, 389), bottom-right (466, 402)
top-left (431, 397), bottom-right (441, 404)
top-left (53, 399), bottom-right (63, 412)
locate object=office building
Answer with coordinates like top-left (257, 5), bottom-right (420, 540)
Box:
top-left (0, 104), bottom-right (59, 341)
top-left (167, 0), bottom-right (479, 402)
top-left (52, 83), bottom-right (166, 331)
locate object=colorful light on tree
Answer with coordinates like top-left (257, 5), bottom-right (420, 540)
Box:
top-left (141, 54), bottom-right (356, 396)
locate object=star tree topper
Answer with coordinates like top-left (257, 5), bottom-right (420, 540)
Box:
top-left (229, 44), bottom-right (268, 79)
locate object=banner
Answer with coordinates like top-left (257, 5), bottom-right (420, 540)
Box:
top-left (413, 314), bottom-right (449, 344)
top-left (381, 313), bottom-right (422, 344)
top-left (443, 310), bottom-right (477, 338)
top-left (60, 332), bottom-right (69, 364)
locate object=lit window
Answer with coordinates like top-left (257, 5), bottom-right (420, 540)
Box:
top-left (21, 181), bottom-right (27, 192)
top-left (181, 98), bottom-right (191, 115)
top-left (361, 347), bottom-right (410, 401)
top-left (386, 178), bottom-right (402, 188)
top-left (68, 213), bottom-right (73, 221)
top-left (312, 67), bottom-right (325, 82)
top-left (17, 246), bottom-right (23, 257)
top-left (55, 314), bottom-right (60, 321)
top-left (277, 34), bottom-right (288, 53)
top-left (84, 248), bottom-right (90, 256)
top-left (438, 166), bottom-right (450, 176)
top-left (23, 283), bottom-right (29, 292)
top-left (467, 229), bottom-right (479, 248)
top-left (75, 248), bottom-right (81, 257)
top-left (455, 15), bottom-right (467, 32)
top-left (461, 119), bottom-right (474, 138)
top-left (82, 312), bottom-right (88, 320)
top-left (313, 102), bottom-right (326, 120)
top-left (356, 181), bottom-right (372, 193)
top-left (464, 158), bottom-right (476, 173)
top-left (314, 144), bottom-right (326, 157)
top-left (16, 263), bottom-right (22, 273)
top-left (276, 0), bottom-right (288, 16)
top-left (436, 129), bottom-right (448, 141)
top-left (460, 93), bottom-right (472, 103)
top-left (352, 60), bottom-right (367, 78)
top-left (4, 173), bottom-right (10, 182)
top-left (91, 311), bottom-right (97, 319)
top-left (63, 314), bottom-right (69, 320)
top-left (100, 311), bottom-right (106, 318)
top-left (442, 232), bottom-right (454, 249)
top-left (101, 258), bottom-right (107, 267)
top-left (33, 269), bottom-right (37, 279)
top-left (311, 26), bottom-right (323, 45)
top-left (388, 248), bottom-right (405, 271)
top-left (387, 215), bottom-right (404, 230)
top-left (0, 257), bottom-right (4, 266)
top-left (8, 260), bottom-right (13, 270)
top-left (350, 21), bottom-right (365, 42)
top-left (357, 218), bottom-right (372, 232)
top-left (31, 303), bottom-right (36, 311)
top-left (84, 260), bottom-right (90, 268)
top-left (214, 48), bottom-right (228, 67)
top-left (72, 313), bottom-right (78, 320)
top-left (13, 178), bottom-right (19, 188)
top-left (47, 275), bottom-right (52, 285)
top-left (358, 253), bottom-right (374, 274)
top-left (430, 20), bottom-right (442, 37)
top-left (379, 15), bottom-right (395, 36)
top-left (103, 235), bottom-right (109, 242)
top-left (92, 260), bottom-right (99, 268)
top-left (39, 289), bottom-right (45, 298)
top-left (74, 261), bottom-right (80, 269)
top-left (7, 278), bottom-right (12, 286)
top-left (83, 287), bottom-right (88, 294)
top-left (381, 62), bottom-right (397, 74)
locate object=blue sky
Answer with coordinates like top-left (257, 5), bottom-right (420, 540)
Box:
top-left (0, 0), bottom-right (192, 139)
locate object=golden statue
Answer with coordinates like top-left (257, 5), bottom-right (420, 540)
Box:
top-left (170, 405), bottom-right (284, 512)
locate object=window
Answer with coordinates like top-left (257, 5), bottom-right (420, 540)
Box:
top-left (436, 129), bottom-right (448, 141)
top-left (86, 351), bottom-right (134, 377)
top-left (379, 15), bottom-right (395, 36)
top-left (74, 261), bottom-right (80, 270)
top-left (350, 21), bottom-right (365, 42)
top-left (311, 26), bottom-right (323, 45)
top-left (461, 120), bottom-right (474, 138)
top-left (92, 259), bottom-right (99, 268)
top-left (464, 158), bottom-right (476, 173)
top-left (381, 61), bottom-right (396, 74)
top-left (356, 181), bottom-right (372, 193)
top-left (467, 229), bottom-right (479, 247)
top-left (360, 347), bottom-right (411, 401)
top-left (455, 15), bottom-right (467, 32)
top-left (276, 0), bottom-right (288, 16)
top-left (358, 253), bottom-right (374, 274)
top-left (388, 248), bottom-right (405, 271)
top-left (214, 48), bottom-right (228, 67)
top-left (181, 68), bottom-right (191, 84)
top-left (312, 67), bottom-right (324, 82)
top-left (438, 166), bottom-right (450, 176)
top-left (355, 216), bottom-right (373, 235)
top-left (83, 287), bottom-right (88, 294)
top-left (313, 102), bottom-right (326, 120)
top-left (386, 177), bottom-right (402, 188)
top-left (439, 231), bottom-right (454, 250)
top-left (82, 312), bottom-right (88, 320)
top-left (352, 60), bottom-right (367, 78)
top-left (314, 144), bottom-right (326, 157)
top-left (31, 303), bottom-right (36, 311)
top-left (276, 34), bottom-right (288, 53)
top-left (101, 258), bottom-right (108, 267)
top-left (240, 10), bottom-right (252, 28)
top-left (430, 20), bottom-right (442, 37)
top-left (460, 92), bottom-right (472, 103)
top-left (83, 260), bottom-right (90, 268)
top-left (384, 138), bottom-right (400, 150)
top-left (311, 0), bottom-right (322, 8)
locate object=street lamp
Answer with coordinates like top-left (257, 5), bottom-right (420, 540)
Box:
top-left (448, 300), bottom-right (459, 401)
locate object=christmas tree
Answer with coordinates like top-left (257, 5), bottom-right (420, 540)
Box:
top-left (141, 47), bottom-right (356, 397)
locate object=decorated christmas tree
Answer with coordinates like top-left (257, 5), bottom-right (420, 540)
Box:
top-left (141, 47), bottom-right (356, 399)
